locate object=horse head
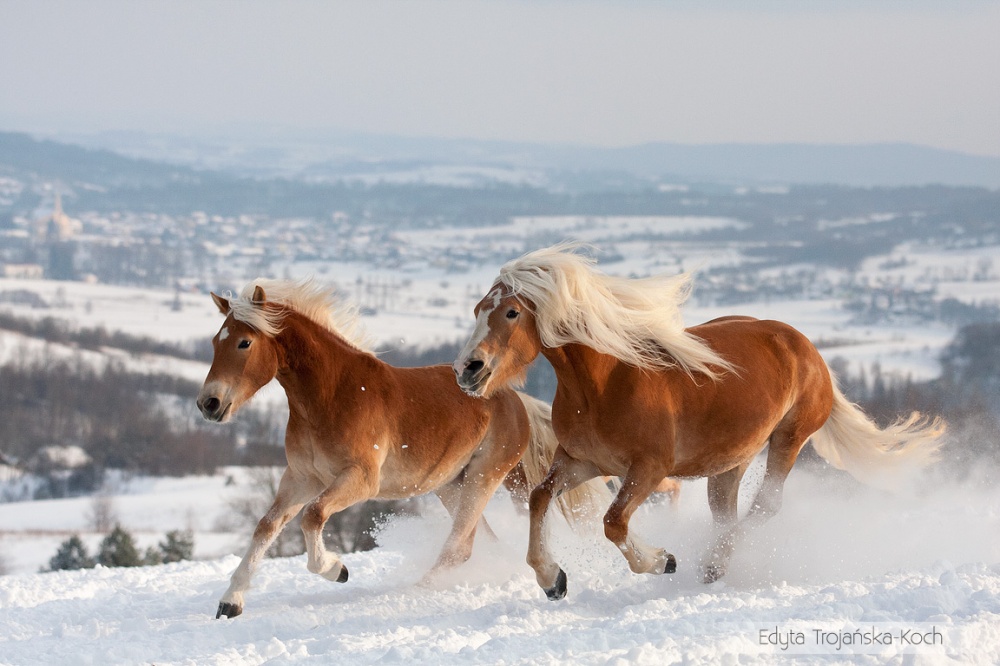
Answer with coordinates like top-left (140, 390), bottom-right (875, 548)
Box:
top-left (453, 283), bottom-right (541, 398)
top-left (197, 286), bottom-right (281, 423)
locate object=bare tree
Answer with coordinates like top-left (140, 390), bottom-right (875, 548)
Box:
top-left (86, 491), bottom-right (119, 533)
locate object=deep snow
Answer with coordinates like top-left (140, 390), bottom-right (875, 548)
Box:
top-left (2, 465), bottom-right (999, 665)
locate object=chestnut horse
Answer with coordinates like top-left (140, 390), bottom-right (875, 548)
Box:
top-left (453, 244), bottom-right (945, 600)
top-left (197, 278), bottom-right (602, 618)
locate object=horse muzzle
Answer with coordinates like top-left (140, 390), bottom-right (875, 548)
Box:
top-left (453, 357), bottom-right (492, 398)
top-left (197, 393), bottom-right (233, 423)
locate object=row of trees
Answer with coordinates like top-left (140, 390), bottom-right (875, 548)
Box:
top-left (47, 526), bottom-right (194, 572)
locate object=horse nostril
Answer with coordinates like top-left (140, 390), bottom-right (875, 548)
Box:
top-left (466, 359), bottom-right (485, 376)
top-left (203, 397), bottom-right (221, 414)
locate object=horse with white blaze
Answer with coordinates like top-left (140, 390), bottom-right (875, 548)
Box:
top-left (453, 243), bottom-right (945, 601)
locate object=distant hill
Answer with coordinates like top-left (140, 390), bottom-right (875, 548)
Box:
top-left (3, 130), bottom-right (998, 221)
top-left (275, 132), bottom-right (1000, 187)
top-left (0, 131), bottom-right (212, 189)
top-left (12, 128), bottom-right (1000, 188)
top-left (535, 142), bottom-right (1000, 188)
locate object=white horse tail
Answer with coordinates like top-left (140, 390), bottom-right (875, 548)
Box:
top-left (516, 392), bottom-right (612, 529)
top-left (809, 378), bottom-right (946, 489)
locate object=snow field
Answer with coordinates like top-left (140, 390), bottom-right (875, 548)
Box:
top-left (1, 464), bottom-right (998, 664)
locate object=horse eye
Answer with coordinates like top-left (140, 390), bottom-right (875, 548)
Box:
top-left (506, 309), bottom-right (519, 320)
top-left (238, 339), bottom-right (252, 349)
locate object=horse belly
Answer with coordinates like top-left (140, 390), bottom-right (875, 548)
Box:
top-left (559, 428), bottom-right (632, 477)
top-left (669, 413), bottom-right (778, 478)
top-left (375, 442), bottom-right (476, 499)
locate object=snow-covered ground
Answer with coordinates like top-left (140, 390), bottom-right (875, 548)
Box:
top-left (2, 226), bottom-right (999, 662)
top-left (1, 465), bottom-right (999, 664)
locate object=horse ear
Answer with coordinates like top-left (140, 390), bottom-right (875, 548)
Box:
top-left (211, 292), bottom-right (230, 315)
top-left (252, 285), bottom-right (267, 306)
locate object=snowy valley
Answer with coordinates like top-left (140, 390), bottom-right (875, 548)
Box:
top-left (1, 132), bottom-right (999, 664)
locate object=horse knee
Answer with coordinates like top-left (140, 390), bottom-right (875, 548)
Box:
top-left (603, 512), bottom-right (628, 546)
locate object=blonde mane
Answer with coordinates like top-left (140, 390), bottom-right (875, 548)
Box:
top-left (228, 278), bottom-right (374, 353)
top-left (498, 243), bottom-right (734, 379)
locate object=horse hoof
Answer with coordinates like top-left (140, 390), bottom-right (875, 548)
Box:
top-left (544, 569), bottom-right (567, 601)
top-left (216, 602), bottom-right (242, 619)
top-left (702, 564), bottom-right (724, 584)
top-left (336, 564), bottom-right (349, 583)
top-left (664, 553), bottom-right (677, 574)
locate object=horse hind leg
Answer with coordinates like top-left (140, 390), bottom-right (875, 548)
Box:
top-left (746, 424), bottom-right (813, 525)
top-left (603, 464), bottom-right (677, 577)
top-left (710, 425), bottom-right (813, 583)
top-left (425, 461), bottom-right (511, 580)
top-left (701, 461), bottom-right (750, 584)
top-left (433, 476), bottom-right (498, 547)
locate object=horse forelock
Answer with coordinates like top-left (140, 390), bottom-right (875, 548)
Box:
top-left (498, 244), bottom-right (735, 379)
top-left (228, 278), bottom-right (374, 352)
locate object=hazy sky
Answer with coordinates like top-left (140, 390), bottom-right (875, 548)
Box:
top-left (2, 0), bottom-right (999, 155)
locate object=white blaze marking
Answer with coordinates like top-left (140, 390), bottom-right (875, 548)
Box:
top-left (462, 286), bottom-right (505, 355)
top-left (219, 327), bottom-right (230, 341)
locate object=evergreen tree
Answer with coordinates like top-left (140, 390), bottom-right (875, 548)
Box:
top-left (97, 524), bottom-right (142, 568)
top-left (47, 534), bottom-right (95, 571)
top-left (158, 530), bottom-right (194, 564)
top-left (143, 547), bottom-right (163, 566)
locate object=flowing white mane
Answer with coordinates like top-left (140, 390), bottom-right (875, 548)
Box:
top-left (228, 278), bottom-right (374, 353)
top-left (498, 243), bottom-right (735, 379)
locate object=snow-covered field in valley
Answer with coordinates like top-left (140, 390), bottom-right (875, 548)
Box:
top-left (1, 464), bottom-right (999, 664)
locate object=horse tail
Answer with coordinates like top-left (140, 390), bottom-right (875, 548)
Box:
top-left (515, 392), bottom-right (612, 529)
top-left (809, 376), bottom-right (946, 489)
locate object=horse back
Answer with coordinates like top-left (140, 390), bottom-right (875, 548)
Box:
top-left (684, 317), bottom-right (833, 413)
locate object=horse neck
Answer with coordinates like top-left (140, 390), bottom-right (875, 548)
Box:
top-left (272, 312), bottom-right (374, 409)
top-left (540, 342), bottom-right (618, 403)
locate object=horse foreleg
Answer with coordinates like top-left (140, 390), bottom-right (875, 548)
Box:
top-left (526, 447), bottom-right (601, 600)
top-left (217, 469), bottom-right (314, 619)
top-left (604, 465), bottom-right (676, 576)
top-left (301, 464), bottom-right (378, 584)
top-left (701, 462), bottom-right (750, 584)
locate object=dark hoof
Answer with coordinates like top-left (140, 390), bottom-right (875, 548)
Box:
top-left (336, 564), bottom-right (349, 583)
top-left (702, 564), bottom-right (724, 584)
top-left (544, 569), bottom-right (567, 601)
top-left (664, 553), bottom-right (677, 574)
top-left (216, 602), bottom-right (242, 619)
